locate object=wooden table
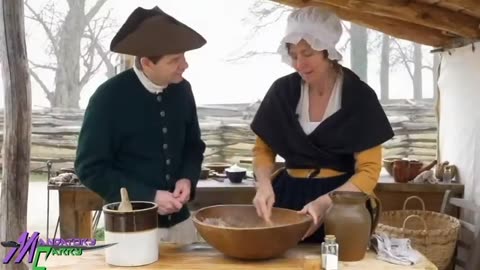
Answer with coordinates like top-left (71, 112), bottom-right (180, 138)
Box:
top-left (40, 243), bottom-right (438, 270)
top-left (48, 171), bottom-right (464, 239)
top-left (47, 178), bottom-right (257, 239)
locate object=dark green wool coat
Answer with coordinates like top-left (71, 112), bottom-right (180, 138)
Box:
top-left (74, 69), bottom-right (206, 228)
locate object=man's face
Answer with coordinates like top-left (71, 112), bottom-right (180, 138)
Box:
top-left (141, 53), bottom-right (189, 85)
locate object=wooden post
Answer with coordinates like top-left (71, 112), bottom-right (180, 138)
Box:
top-left (0, 0), bottom-right (32, 269)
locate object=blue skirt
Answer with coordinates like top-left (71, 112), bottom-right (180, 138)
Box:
top-left (272, 169), bottom-right (351, 243)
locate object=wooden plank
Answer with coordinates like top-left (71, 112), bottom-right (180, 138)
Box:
top-left (377, 175), bottom-right (464, 193)
top-left (327, 0), bottom-right (480, 38)
top-left (50, 175), bottom-right (464, 241)
top-left (439, 0), bottom-right (480, 16)
top-left (58, 190), bottom-right (100, 239)
top-left (0, 0), bottom-right (32, 269)
top-left (449, 197), bottom-right (480, 214)
top-left (272, 0), bottom-right (454, 47)
top-left (40, 243), bottom-right (437, 269)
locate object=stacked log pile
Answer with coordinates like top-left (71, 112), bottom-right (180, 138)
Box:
top-left (0, 100), bottom-right (436, 173)
top-left (0, 108), bottom-right (82, 172)
top-left (197, 100), bottom-right (438, 164)
top-left (382, 100), bottom-right (437, 162)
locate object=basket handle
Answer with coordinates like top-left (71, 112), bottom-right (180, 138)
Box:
top-left (402, 196), bottom-right (426, 211)
top-left (402, 214), bottom-right (428, 231)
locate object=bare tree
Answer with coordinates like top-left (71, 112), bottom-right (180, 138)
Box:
top-left (391, 40), bottom-right (431, 100)
top-left (227, 1), bottom-right (353, 63)
top-left (350, 23), bottom-right (368, 82)
top-left (413, 43), bottom-right (423, 99)
top-left (229, 1), bottom-right (371, 94)
top-left (225, 0), bottom-right (292, 62)
top-left (380, 34), bottom-right (390, 101)
top-left (25, 0), bottom-right (116, 109)
top-left (432, 53), bottom-right (440, 101)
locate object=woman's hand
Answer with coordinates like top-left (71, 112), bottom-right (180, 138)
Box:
top-left (252, 181), bottom-right (275, 224)
top-left (298, 194), bottom-right (332, 240)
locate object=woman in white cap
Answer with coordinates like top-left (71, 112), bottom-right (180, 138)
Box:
top-left (251, 6), bottom-right (393, 243)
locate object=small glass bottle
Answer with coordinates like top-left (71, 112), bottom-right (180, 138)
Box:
top-left (443, 166), bottom-right (453, 183)
top-left (321, 235), bottom-right (339, 270)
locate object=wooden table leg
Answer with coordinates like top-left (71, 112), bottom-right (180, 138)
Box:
top-left (59, 190), bottom-right (92, 239)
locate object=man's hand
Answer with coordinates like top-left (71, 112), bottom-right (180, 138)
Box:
top-left (173, 178), bottom-right (191, 204)
top-left (154, 190), bottom-right (183, 215)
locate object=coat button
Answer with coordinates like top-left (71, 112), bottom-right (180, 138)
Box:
top-left (165, 174), bottom-right (170, 181)
top-left (162, 127), bottom-right (168, 134)
top-left (156, 95), bottom-right (162, 102)
top-left (166, 159), bottom-right (171, 165)
top-left (163, 144), bottom-right (168, 150)
top-left (160, 111), bottom-right (165, 117)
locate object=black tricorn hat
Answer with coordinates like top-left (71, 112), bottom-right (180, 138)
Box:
top-left (110, 6), bottom-right (206, 56)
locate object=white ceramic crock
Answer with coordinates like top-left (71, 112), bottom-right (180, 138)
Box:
top-left (103, 201), bottom-right (159, 266)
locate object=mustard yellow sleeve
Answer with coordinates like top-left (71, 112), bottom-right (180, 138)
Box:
top-left (349, 145), bottom-right (382, 195)
top-left (252, 136), bottom-right (276, 169)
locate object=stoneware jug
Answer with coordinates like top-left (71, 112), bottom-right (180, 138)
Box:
top-left (324, 191), bottom-right (381, 261)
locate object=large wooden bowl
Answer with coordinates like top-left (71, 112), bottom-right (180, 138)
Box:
top-left (192, 205), bottom-right (313, 260)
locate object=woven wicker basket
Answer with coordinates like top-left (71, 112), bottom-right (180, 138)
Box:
top-left (375, 196), bottom-right (460, 270)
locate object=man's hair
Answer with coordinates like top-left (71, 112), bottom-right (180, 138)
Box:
top-left (135, 56), bottom-right (163, 70)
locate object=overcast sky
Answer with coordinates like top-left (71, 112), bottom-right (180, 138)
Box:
top-left (0, 0), bottom-right (436, 109)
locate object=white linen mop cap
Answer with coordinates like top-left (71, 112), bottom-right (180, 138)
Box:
top-left (278, 6), bottom-right (343, 66)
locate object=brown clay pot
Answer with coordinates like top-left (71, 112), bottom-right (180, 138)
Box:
top-left (408, 160), bottom-right (424, 180)
top-left (324, 191), bottom-right (381, 262)
top-left (393, 159), bottom-right (410, 183)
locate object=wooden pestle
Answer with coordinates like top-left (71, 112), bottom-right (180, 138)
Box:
top-left (118, 187), bottom-right (133, 212)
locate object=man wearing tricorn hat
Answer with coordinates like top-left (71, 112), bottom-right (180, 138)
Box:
top-left (75, 6), bottom-right (206, 243)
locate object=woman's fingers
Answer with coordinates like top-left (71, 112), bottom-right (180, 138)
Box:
top-left (299, 203), bottom-right (319, 225)
top-left (297, 205), bottom-right (307, 214)
top-left (309, 207), bottom-right (319, 225)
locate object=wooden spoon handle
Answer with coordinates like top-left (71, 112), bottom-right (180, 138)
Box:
top-left (120, 187), bottom-right (130, 202)
top-left (419, 160), bottom-right (438, 174)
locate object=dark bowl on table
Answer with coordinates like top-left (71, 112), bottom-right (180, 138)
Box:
top-left (192, 204), bottom-right (312, 260)
top-left (225, 170), bottom-right (246, 183)
top-left (204, 162), bottom-right (231, 173)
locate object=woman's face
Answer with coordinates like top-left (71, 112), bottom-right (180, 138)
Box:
top-left (288, 39), bottom-right (331, 84)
